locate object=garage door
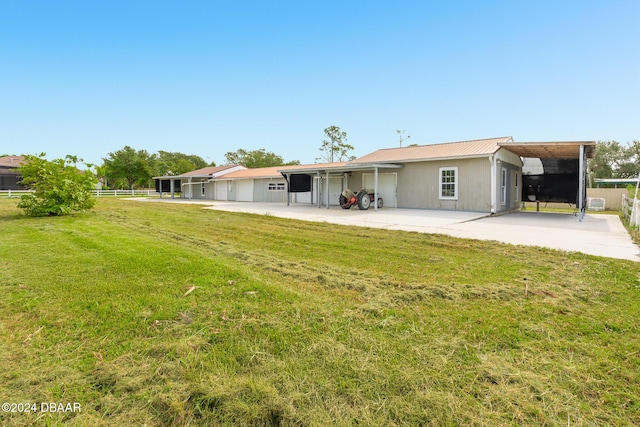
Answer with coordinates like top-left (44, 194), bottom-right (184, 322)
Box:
top-left (322, 177), bottom-right (344, 206)
top-left (237, 180), bottom-right (254, 202)
top-left (214, 181), bottom-right (227, 201)
top-left (363, 173), bottom-right (397, 208)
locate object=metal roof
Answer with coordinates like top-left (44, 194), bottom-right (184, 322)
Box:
top-left (224, 162), bottom-right (349, 179)
top-left (497, 141), bottom-right (596, 159)
top-left (153, 165), bottom-right (245, 180)
top-left (349, 137), bottom-right (513, 164)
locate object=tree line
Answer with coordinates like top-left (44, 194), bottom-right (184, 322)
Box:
top-left (588, 140), bottom-right (640, 180)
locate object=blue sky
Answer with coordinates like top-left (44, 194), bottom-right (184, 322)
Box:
top-left (1, 0), bottom-right (638, 166)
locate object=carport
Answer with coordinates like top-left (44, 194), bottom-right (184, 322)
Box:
top-left (280, 163), bottom-right (403, 211)
top-left (498, 141), bottom-right (595, 220)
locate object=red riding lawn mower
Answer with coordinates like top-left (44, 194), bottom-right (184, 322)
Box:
top-left (339, 188), bottom-right (383, 210)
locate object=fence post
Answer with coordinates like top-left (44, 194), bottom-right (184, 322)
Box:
top-left (8, 189), bottom-right (11, 198)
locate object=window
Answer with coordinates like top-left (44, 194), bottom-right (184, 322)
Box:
top-left (501, 168), bottom-right (507, 205)
top-left (439, 167), bottom-right (458, 200)
top-left (201, 182), bottom-right (206, 196)
top-left (515, 173), bottom-right (519, 202)
top-left (267, 182), bottom-right (286, 191)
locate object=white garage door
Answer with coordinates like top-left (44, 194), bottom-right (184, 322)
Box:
top-left (214, 181), bottom-right (227, 201)
top-left (237, 180), bottom-right (254, 202)
top-left (322, 177), bottom-right (344, 206)
top-left (363, 173), bottom-right (397, 208)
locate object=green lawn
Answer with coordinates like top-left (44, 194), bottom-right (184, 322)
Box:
top-left (0, 198), bottom-right (638, 426)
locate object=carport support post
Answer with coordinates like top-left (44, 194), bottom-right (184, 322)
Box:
top-left (170, 179), bottom-right (175, 199)
top-left (326, 171), bottom-right (330, 209)
top-left (317, 172), bottom-right (321, 208)
top-left (188, 177), bottom-right (192, 200)
top-left (374, 167), bottom-right (379, 211)
top-left (578, 144), bottom-right (586, 221)
top-left (285, 173), bottom-right (290, 206)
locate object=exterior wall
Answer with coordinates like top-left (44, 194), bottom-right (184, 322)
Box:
top-left (252, 178), bottom-right (289, 203)
top-left (0, 173), bottom-right (22, 190)
top-left (522, 188), bottom-right (627, 211)
top-left (397, 158), bottom-right (493, 211)
top-left (495, 160), bottom-right (521, 213)
top-left (586, 188), bottom-right (626, 210)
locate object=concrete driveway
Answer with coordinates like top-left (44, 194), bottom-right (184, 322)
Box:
top-left (134, 199), bottom-right (640, 261)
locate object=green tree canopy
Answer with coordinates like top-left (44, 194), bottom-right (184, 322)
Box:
top-left (317, 125), bottom-right (355, 163)
top-left (154, 151), bottom-right (211, 176)
top-left (102, 146), bottom-right (154, 189)
top-left (589, 140), bottom-right (640, 179)
top-left (17, 153), bottom-right (97, 216)
top-left (224, 149), bottom-right (300, 168)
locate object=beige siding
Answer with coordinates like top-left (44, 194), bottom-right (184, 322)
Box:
top-left (528, 188), bottom-right (627, 210)
top-left (397, 158), bottom-right (492, 211)
top-left (587, 188), bottom-right (626, 210)
top-left (253, 178), bottom-right (288, 203)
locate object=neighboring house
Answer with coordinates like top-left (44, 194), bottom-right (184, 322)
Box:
top-left (0, 155), bottom-right (26, 190)
top-left (166, 137), bottom-right (595, 214)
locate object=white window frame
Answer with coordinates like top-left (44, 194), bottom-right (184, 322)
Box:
top-left (515, 172), bottom-right (519, 202)
top-left (501, 167), bottom-right (507, 205)
top-left (439, 167), bottom-right (458, 200)
top-left (201, 182), bottom-right (206, 196)
top-left (267, 182), bottom-right (286, 191)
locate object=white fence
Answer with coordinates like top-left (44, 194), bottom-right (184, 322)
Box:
top-left (0, 189), bottom-right (158, 198)
top-left (622, 195), bottom-right (640, 226)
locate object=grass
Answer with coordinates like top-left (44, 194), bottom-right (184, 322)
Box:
top-left (0, 198), bottom-right (639, 426)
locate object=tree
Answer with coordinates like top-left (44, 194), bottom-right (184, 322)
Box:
top-left (317, 125), bottom-right (355, 163)
top-left (588, 141), bottom-right (624, 179)
top-left (224, 149), bottom-right (300, 168)
top-left (618, 140), bottom-right (640, 179)
top-left (154, 151), bottom-right (210, 176)
top-left (102, 146), bottom-right (154, 189)
top-left (588, 140), bottom-right (640, 180)
top-left (17, 153), bottom-right (97, 216)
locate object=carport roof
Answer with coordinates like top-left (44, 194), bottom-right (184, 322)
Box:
top-left (498, 141), bottom-right (596, 159)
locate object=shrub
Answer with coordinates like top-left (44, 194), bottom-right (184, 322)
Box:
top-left (17, 154), bottom-right (97, 216)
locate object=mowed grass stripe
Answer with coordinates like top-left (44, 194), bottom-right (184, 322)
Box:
top-left (0, 198), bottom-right (638, 426)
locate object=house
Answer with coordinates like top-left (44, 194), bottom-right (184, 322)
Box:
top-left (164, 137), bottom-right (595, 215)
top-left (0, 155), bottom-right (26, 190)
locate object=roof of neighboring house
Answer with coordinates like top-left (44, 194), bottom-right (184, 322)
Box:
top-left (0, 155), bottom-right (26, 168)
top-left (350, 137), bottom-right (514, 164)
top-left (222, 162), bottom-right (348, 180)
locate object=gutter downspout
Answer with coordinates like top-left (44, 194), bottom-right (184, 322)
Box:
top-left (490, 155), bottom-right (496, 214)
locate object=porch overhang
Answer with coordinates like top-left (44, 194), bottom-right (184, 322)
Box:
top-left (498, 141), bottom-right (596, 159)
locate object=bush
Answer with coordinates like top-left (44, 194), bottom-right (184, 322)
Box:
top-left (17, 154), bottom-right (97, 216)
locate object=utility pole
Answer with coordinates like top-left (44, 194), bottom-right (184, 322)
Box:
top-left (396, 130), bottom-right (410, 147)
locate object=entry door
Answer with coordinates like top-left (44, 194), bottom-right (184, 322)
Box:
top-left (237, 180), bottom-right (254, 202)
top-left (500, 167), bottom-right (510, 207)
top-left (363, 173), bottom-right (397, 208)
